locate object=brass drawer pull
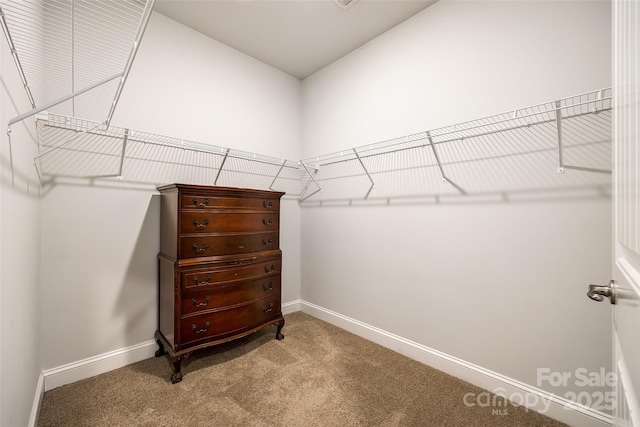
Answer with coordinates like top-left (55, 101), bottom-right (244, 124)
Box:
top-left (262, 239), bottom-right (273, 246)
top-left (193, 198), bottom-right (209, 208)
top-left (192, 243), bottom-right (209, 254)
top-left (263, 201), bottom-right (273, 209)
top-left (192, 321), bottom-right (210, 334)
top-left (262, 282), bottom-right (273, 292)
top-left (192, 296), bottom-right (210, 307)
top-left (264, 265), bottom-right (276, 273)
top-left (193, 219), bottom-right (209, 230)
top-left (193, 276), bottom-right (212, 286)
top-left (262, 218), bottom-right (273, 226)
top-left (262, 302), bottom-right (274, 313)
top-left (231, 257), bottom-right (254, 265)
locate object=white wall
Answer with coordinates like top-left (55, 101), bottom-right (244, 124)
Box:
top-left (40, 12), bottom-right (302, 371)
top-left (301, 0), bottom-right (612, 414)
top-left (110, 13), bottom-right (301, 159)
top-left (1, 26), bottom-right (42, 427)
top-left (18, 0), bottom-right (613, 422)
top-left (302, 0), bottom-right (612, 155)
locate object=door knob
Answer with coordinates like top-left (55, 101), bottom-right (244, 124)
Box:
top-left (587, 280), bottom-right (616, 304)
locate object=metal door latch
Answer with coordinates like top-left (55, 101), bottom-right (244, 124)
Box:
top-left (587, 280), bottom-right (616, 304)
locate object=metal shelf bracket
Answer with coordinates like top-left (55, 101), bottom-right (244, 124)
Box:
top-left (299, 161), bottom-right (321, 202)
top-left (214, 148), bottom-right (230, 185)
top-left (269, 160), bottom-right (286, 190)
top-left (427, 131), bottom-right (467, 195)
top-left (353, 148), bottom-right (375, 199)
top-left (555, 100), bottom-right (612, 175)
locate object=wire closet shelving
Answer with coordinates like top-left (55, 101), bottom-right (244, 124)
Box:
top-left (35, 113), bottom-right (304, 196)
top-left (1, 2), bottom-right (612, 203)
top-left (0, 0), bottom-right (154, 126)
top-left (32, 88), bottom-right (613, 203)
top-left (298, 88), bottom-right (612, 205)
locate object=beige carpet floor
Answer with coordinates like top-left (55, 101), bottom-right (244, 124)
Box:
top-left (38, 312), bottom-right (566, 426)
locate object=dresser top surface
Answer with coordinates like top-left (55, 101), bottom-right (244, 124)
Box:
top-left (157, 184), bottom-right (285, 199)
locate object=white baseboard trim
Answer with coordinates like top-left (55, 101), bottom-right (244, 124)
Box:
top-left (41, 300), bottom-right (302, 393)
top-left (42, 340), bottom-right (157, 392)
top-left (28, 373), bottom-right (44, 427)
top-left (39, 300), bottom-right (608, 426)
top-left (282, 298), bottom-right (301, 315)
top-left (299, 300), bottom-right (612, 427)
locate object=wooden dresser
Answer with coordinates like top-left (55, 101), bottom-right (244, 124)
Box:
top-left (155, 184), bottom-right (285, 383)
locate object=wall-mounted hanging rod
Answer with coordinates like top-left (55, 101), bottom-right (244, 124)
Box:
top-left (105, 0), bottom-right (156, 127)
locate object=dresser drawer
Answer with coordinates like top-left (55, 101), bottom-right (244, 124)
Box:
top-left (182, 195), bottom-right (280, 211)
top-left (180, 296), bottom-right (281, 345)
top-left (181, 232), bottom-right (279, 258)
top-left (157, 185), bottom-right (286, 383)
top-left (181, 275), bottom-right (281, 316)
top-left (180, 212), bottom-right (279, 234)
top-left (182, 258), bottom-right (281, 290)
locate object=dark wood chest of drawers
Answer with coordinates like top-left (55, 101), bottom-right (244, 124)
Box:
top-left (154, 184), bottom-right (285, 383)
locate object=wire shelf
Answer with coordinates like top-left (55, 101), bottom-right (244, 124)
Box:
top-left (0, 0), bottom-right (152, 124)
top-left (2, 1), bottom-right (611, 203)
top-left (35, 113), bottom-right (303, 195)
top-left (299, 88), bottom-right (612, 204)
top-left (35, 88), bottom-right (610, 203)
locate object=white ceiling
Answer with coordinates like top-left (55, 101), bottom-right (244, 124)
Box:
top-left (153, 0), bottom-right (437, 80)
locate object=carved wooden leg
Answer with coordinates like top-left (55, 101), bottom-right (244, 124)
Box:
top-left (170, 353), bottom-right (191, 384)
top-left (170, 356), bottom-right (183, 384)
top-left (275, 318), bottom-right (285, 340)
top-left (154, 339), bottom-right (166, 357)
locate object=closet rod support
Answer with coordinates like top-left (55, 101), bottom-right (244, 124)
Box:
top-left (214, 149), bottom-right (229, 185)
top-left (9, 73), bottom-right (121, 126)
top-left (555, 100), bottom-right (565, 174)
top-left (444, 179), bottom-right (467, 196)
top-left (118, 129), bottom-right (129, 179)
top-left (299, 161), bottom-right (321, 202)
top-left (427, 131), bottom-right (447, 183)
top-left (427, 131), bottom-right (466, 195)
top-left (353, 148), bottom-right (375, 199)
top-left (300, 186), bottom-right (321, 202)
top-left (269, 161), bottom-right (286, 190)
top-left (33, 159), bottom-right (44, 186)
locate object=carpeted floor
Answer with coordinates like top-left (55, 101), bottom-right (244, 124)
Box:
top-left (38, 312), bottom-right (566, 426)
